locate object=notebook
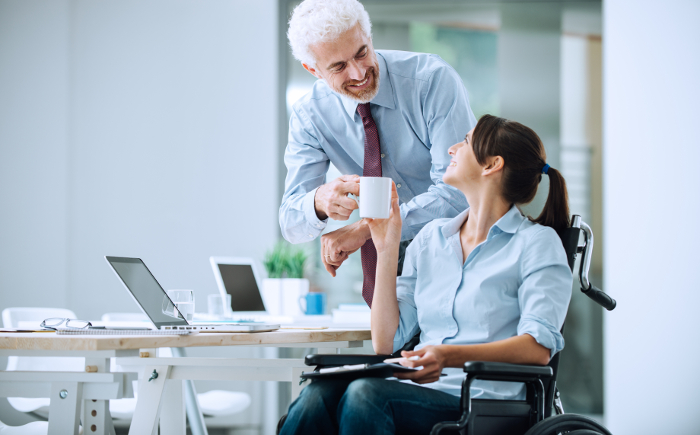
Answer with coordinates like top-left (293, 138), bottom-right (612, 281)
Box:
top-left (56, 329), bottom-right (190, 336)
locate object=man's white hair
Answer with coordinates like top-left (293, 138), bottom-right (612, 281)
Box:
top-left (288, 0), bottom-right (372, 67)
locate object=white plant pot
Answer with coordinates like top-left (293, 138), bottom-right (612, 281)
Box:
top-left (261, 278), bottom-right (309, 317)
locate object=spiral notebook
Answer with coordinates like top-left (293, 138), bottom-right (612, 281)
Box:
top-left (56, 329), bottom-right (191, 336)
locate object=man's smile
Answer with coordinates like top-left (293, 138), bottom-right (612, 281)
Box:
top-left (346, 71), bottom-right (372, 90)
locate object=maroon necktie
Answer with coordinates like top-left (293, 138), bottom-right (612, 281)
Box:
top-left (357, 102), bottom-right (381, 307)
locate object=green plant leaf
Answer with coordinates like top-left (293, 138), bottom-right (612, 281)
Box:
top-left (287, 249), bottom-right (308, 279)
top-left (263, 241), bottom-right (307, 279)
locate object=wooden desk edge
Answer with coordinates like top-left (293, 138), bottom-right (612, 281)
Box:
top-left (0, 328), bottom-right (372, 351)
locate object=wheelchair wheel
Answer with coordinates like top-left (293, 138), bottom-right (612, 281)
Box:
top-left (276, 414), bottom-right (287, 435)
top-left (523, 414), bottom-right (612, 435)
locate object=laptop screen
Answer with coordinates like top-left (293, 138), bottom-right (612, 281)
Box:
top-left (217, 264), bottom-right (266, 312)
top-left (106, 256), bottom-right (189, 328)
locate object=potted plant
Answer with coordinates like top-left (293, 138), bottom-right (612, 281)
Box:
top-left (261, 242), bottom-right (309, 316)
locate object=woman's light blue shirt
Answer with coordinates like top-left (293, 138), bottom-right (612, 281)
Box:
top-left (393, 205), bottom-right (573, 399)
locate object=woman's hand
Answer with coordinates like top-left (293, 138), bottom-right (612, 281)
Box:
top-left (394, 345), bottom-right (447, 384)
top-left (366, 182), bottom-right (402, 254)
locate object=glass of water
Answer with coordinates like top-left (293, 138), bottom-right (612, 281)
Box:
top-left (167, 289), bottom-right (195, 321)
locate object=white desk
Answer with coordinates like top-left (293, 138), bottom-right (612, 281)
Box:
top-left (0, 328), bottom-right (371, 435)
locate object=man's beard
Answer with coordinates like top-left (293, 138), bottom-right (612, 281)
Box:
top-left (336, 66), bottom-right (380, 104)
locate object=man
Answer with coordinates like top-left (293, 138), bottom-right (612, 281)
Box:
top-left (280, 0), bottom-right (476, 306)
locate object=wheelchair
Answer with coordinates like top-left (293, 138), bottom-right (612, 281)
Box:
top-left (282, 215), bottom-right (616, 435)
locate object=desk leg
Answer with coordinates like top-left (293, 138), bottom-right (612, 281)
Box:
top-left (83, 357), bottom-right (116, 435)
top-left (160, 380), bottom-right (186, 435)
top-left (48, 381), bottom-right (83, 435)
top-left (83, 400), bottom-right (116, 435)
top-left (171, 347), bottom-right (209, 435)
top-left (262, 347), bottom-right (280, 435)
top-left (128, 365), bottom-right (171, 435)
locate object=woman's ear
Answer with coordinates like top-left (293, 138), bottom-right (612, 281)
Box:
top-left (482, 156), bottom-right (504, 176)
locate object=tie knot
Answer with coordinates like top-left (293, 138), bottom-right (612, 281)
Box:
top-left (357, 103), bottom-right (372, 119)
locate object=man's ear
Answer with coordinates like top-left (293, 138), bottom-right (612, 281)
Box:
top-left (482, 156), bottom-right (504, 176)
top-left (302, 63), bottom-right (322, 80)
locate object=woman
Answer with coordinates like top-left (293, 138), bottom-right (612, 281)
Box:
top-left (280, 115), bottom-right (573, 435)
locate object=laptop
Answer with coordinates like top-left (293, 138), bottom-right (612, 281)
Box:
top-left (105, 256), bottom-right (279, 332)
top-left (209, 256), bottom-right (277, 322)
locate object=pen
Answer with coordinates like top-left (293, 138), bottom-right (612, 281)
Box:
top-left (318, 363), bottom-right (368, 374)
top-left (383, 355), bottom-right (420, 364)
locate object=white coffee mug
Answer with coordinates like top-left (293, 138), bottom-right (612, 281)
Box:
top-left (348, 177), bottom-right (392, 219)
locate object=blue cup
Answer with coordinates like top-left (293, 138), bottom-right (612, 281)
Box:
top-left (299, 292), bottom-right (325, 315)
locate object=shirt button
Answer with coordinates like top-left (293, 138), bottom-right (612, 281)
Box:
top-left (397, 184), bottom-right (402, 188)
top-left (308, 234), bottom-right (313, 238)
top-left (381, 154), bottom-right (385, 158)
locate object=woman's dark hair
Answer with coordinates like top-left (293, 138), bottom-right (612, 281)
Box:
top-left (471, 114), bottom-right (570, 233)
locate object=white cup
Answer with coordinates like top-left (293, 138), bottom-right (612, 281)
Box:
top-left (208, 293), bottom-right (231, 317)
top-left (348, 177), bottom-right (392, 219)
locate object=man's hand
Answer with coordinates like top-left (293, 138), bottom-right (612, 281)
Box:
top-left (314, 174), bottom-right (361, 221)
top-left (321, 220), bottom-right (371, 277)
top-left (395, 345), bottom-right (447, 384)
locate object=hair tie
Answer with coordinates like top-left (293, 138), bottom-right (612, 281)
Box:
top-left (542, 164), bottom-right (550, 175)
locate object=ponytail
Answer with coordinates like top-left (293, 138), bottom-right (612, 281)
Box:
top-left (471, 115), bottom-right (571, 233)
top-left (534, 167), bottom-right (570, 234)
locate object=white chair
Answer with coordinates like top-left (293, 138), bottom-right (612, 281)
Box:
top-left (1, 308), bottom-right (84, 418)
top-left (0, 420), bottom-right (48, 435)
top-left (0, 420), bottom-right (83, 435)
top-left (101, 313), bottom-right (252, 419)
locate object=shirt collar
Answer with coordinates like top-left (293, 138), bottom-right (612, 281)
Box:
top-left (493, 205), bottom-right (526, 235)
top-left (441, 208), bottom-right (470, 239)
top-left (340, 51), bottom-right (396, 119)
top-left (441, 204), bottom-right (525, 239)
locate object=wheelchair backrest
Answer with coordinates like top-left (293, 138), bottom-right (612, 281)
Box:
top-left (543, 222), bottom-right (582, 416)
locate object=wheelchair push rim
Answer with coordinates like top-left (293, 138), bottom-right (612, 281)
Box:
top-left (523, 414), bottom-right (612, 435)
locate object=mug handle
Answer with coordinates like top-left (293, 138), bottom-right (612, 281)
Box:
top-left (347, 193), bottom-right (360, 207)
top-left (298, 295), bottom-right (307, 314)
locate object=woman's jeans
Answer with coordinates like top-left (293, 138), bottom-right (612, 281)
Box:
top-left (279, 378), bottom-right (462, 435)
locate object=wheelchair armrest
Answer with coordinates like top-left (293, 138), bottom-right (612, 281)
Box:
top-left (305, 354), bottom-right (391, 367)
top-left (463, 361), bottom-right (552, 382)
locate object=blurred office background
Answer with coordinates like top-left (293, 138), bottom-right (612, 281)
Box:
top-left (0, 0), bottom-right (698, 434)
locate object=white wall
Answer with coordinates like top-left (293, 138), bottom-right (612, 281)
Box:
top-left (0, 0), bottom-right (279, 319)
top-left (603, 0), bottom-right (700, 432)
top-left (0, 0), bottom-right (70, 312)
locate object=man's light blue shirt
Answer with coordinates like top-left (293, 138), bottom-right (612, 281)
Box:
top-left (393, 205), bottom-right (573, 399)
top-left (280, 50), bottom-right (476, 243)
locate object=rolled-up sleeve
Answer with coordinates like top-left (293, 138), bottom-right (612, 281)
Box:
top-left (393, 237), bottom-right (422, 353)
top-left (400, 61), bottom-right (474, 240)
top-left (279, 107), bottom-right (330, 244)
top-left (516, 227), bottom-right (573, 357)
